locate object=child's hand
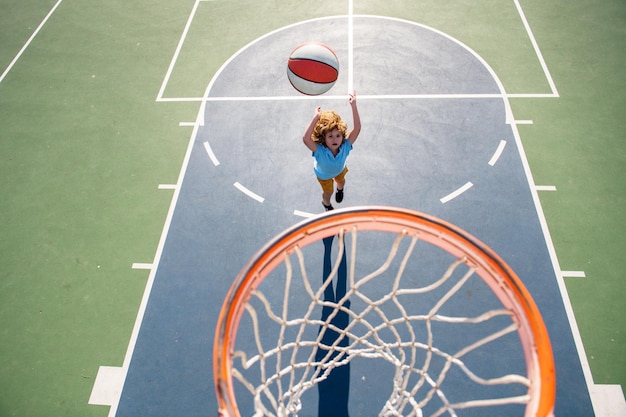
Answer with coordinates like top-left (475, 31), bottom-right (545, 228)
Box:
top-left (312, 106), bottom-right (322, 122)
top-left (349, 91), bottom-right (357, 104)
top-left (347, 90), bottom-right (361, 144)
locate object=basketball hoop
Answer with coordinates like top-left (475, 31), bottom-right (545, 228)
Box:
top-left (214, 206), bottom-right (555, 417)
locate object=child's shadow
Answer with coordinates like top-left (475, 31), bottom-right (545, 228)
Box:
top-left (316, 235), bottom-right (351, 417)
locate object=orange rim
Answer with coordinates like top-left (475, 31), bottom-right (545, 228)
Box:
top-left (213, 206), bottom-right (555, 417)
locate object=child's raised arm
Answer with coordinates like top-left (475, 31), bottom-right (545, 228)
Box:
top-left (302, 106), bottom-right (321, 152)
top-left (347, 91), bottom-right (361, 145)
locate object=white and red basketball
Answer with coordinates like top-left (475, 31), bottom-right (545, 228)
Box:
top-left (287, 42), bottom-right (339, 95)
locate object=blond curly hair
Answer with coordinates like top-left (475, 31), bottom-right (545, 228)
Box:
top-left (311, 110), bottom-right (348, 145)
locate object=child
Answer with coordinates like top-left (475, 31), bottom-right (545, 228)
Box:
top-left (302, 91), bottom-right (361, 211)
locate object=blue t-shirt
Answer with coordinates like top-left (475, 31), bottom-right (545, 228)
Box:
top-left (313, 140), bottom-right (353, 180)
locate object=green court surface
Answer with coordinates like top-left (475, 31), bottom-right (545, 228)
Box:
top-left (0, 1), bottom-right (624, 416)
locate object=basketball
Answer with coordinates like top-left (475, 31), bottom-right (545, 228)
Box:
top-left (287, 42), bottom-right (339, 95)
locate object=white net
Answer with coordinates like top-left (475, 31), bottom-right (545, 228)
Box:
top-left (227, 227), bottom-right (536, 417)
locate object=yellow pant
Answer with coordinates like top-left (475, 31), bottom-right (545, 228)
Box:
top-left (316, 167), bottom-right (348, 193)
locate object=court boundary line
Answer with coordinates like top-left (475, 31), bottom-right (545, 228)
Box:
top-left (508, 109), bottom-right (601, 411)
top-left (104, 118), bottom-right (204, 417)
top-left (513, 0), bottom-right (559, 96)
top-left (155, 0), bottom-right (202, 101)
top-left (0, 0), bottom-right (64, 85)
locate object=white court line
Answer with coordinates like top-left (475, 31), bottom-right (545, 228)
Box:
top-left (514, 120), bottom-right (534, 125)
top-left (562, 271), bottom-right (586, 278)
top-left (156, 0), bottom-right (202, 100)
top-left (145, 92), bottom-right (561, 103)
top-left (158, 97), bottom-right (204, 102)
top-left (179, 121), bottom-right (196, 126)
top-left (589, 384), bottom-right (626, 417)
top-left (201, 93), bottom-right (509, 102)
top-left (440, 182), bottom-right (473, 204)
top-left (294, 210), bottom-right (315, 218)
top-left (158, 184), bottom-right (177, 190)
top-left (535, 185), bottom-right (557, 191)
top-left (507, 93), bottom-right (558, 98)
top-left (203, 94), bottom-right (349, 101)
top-left (0, 0), bottom-right (64, 84)
top-left (157, 93), bottom-right (558, 103)
top-left (348, 0), bottom-right (354, 93)
top-left (513, 0), bottom-right (559, 96)
top-left (131, 263), bottom-right (153, 270)
top-left (203, 142), bottom-right (220, 166)
top-left (488, 140), bottom-right (507, 166)
top-left (234, 182), bottom-right (265, 203)
top-left (88, 366), bottom-right (124, 406)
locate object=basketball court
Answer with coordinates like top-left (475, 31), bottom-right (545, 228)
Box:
top-left (2, 1), bottom-right (625, 416)
top-left (101, 12), bottom-right (595, 417)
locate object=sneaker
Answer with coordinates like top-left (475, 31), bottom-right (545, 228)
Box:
top-left (322, 202), bottom-right (334, 211)
top-left (335, 188), bottom-right (344, 203)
